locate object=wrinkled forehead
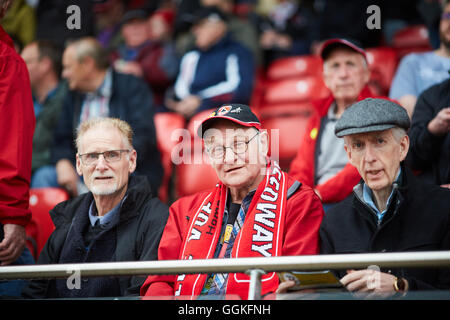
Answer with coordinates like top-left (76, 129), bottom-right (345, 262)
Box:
top-left (344, 128), bottom-right (393, 142)
top-left (78, 124), bottom-right (128, 151)
top-left (203, 120), bottom-right (256, 145)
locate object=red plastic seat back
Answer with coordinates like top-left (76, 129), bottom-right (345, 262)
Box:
top-left (154, 112), bottom-right (186, 202)
top-left (366, 47), bottom-right (399, 96)
top-left (261, 114), bottom-right (310, 171)
top-left (392, 24), bottom-right (432, 59)
top-left (263, 77), bottom-right (330, 105)
top-left (266, 55), bottom-right (323, 81)
top-left (175, 148), bottom-right (218, 198)
top-left (27, 188), bottom-right (69, 260)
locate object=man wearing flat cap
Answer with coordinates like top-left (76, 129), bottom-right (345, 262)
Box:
top-left (319, 98), bottom-right (450, 297)
top-left (289, 38), bottom-right (391, 208)
top-left (140, 103), bottom-right (324, 299)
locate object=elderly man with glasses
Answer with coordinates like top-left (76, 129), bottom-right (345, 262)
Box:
top-left (140, 103), bottom-right (324, 300)
top-left (22, 117), bottom-right (169, 299)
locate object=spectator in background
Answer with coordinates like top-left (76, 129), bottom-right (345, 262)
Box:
top-left (0, 0), bottom-right (35, 297)
top-left (112, 8), bottom-right (179, 111)
top-left (320, 98), bottom-right (450, 296)
top-left (49, 37), bottom-right (163, 197)
top-left (93, 0), bottom-right (126, 51)
top-left (259, 0), bottom-right (319, 67)
top-left (407, 77), bottom-right (450, 187)
top-left (0, 0), bottom-right (35, 48)
top-left (316, 0), bottom-right (382, 48)
top-left (22, 117), bottom-right (169, 299)
top-left (167, 6), bottom-right (255, 118)
top-left (141, 104), bottom-right (323, 299)
top-left (20, 40), bottom-right (68, 188)
top-left (34, 0), bottom-right (95, 48)
top-left (289, 39), bottom-right (390, 208)
top-left (176, 0), bottom-right (262, 67)
top-left (389, 0), bottom-right (450, 118)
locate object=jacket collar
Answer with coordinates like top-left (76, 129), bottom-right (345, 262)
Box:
top-left (353, 162), bottom-right (409, 225)
top-left (314, 85), bottom-right (374, 117)
top-left (50, 175), bottom-right (152, 227)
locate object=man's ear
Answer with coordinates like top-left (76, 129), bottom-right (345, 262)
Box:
top-left (344, 142), bottom-right (354, 165)
top-left (128, 149), bottom-right (137, 174)
top-left (399, 134), bottom-right (410, 162)
top-left (259, 130), bottom-right (269, 157)
top-left (75, 154), bottom-right (83, 176)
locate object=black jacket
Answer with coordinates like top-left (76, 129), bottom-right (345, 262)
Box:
top-left (407, 77), bottom-right (450, 185)
top-left (320, 166), bottom-right (450, 291)
top-left (22, 175), bottom-right (169, 298)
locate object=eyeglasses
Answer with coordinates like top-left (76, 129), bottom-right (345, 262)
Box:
top-left (442, 12), bottom-right (450, 20)
top-left (206, 132), bottom-right (259, 159)
top-left (78, 150), bottom-right (130, 165)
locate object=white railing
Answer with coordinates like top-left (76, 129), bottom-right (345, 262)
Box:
top-left (1, 251), bottom-right (450, 299)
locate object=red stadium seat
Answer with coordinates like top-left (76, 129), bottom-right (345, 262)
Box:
top-left (174, 147), bottom-right (218, 197)
top-left (365, 47), bottom-right (399, 96)
top-left (266, 55), bottom-right (323, 81)
top-left (258, 102), bottom-right (313, 119)
top-left (263, 76), bottom-right (330, 105)
top-left (26, 188), bottom-right (69, 260)
top-left (392, 24), bottom-right (432, 59)
top-left (261, 113), bottom-right (310, 171)
top-left (154, 112), bottom-right (186, 203)
top-left (186, 109), bottom-right (216, 141)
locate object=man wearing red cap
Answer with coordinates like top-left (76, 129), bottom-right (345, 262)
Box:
top-left (140, 103), bottom-right (324, 299)
top-left (289, 38), bottom-right (390, 208)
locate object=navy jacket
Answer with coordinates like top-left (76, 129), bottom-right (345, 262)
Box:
top-left (174, 32), bottom-right (255, 112)
top-left (51, 70), bottom-right (163, 194)
top-left (407, 78), bottom-right (450, 186)
top-left (320, 165), bottom-right (450, 291)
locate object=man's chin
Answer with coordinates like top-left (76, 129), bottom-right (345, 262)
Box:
top-left (90, 185), bottom-right (118, 196)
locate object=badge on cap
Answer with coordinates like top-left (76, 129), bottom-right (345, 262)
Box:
top-left (217, 105), bottom-right (232, 116)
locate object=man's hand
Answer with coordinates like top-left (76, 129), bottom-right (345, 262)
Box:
top-left (0, 224), bottom-right (26, 266)
top-left (167, 95), bottom-right (201, 118)
top-left (276, 280), bottom-right (296, 294)
top-left (340, 269), bottom-right (401, 299)
top-left (56, 159), bottom-right (79, 197)
top-left (427, 107), bottom-right (450, 137)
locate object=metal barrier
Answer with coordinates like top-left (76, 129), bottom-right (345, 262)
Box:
top-left (1, 251), bottom-right (450, 300)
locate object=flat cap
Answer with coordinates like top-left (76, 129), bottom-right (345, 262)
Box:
top-left (335, 98), bottom-right (410, 137)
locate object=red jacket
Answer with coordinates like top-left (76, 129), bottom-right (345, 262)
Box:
top-left (0, 26), bottom-right (34, 227)
top-left (289, 87), bottom-right (386, 203)
top-left (140, 173), bottom-right (323, 299)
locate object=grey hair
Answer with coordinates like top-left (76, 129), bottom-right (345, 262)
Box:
top-left (75, 117), bottom-right (134, 152)
top-left (343, 127), bottom-right (407, 146)
top-left (391, 127), bottom-right (407, 143)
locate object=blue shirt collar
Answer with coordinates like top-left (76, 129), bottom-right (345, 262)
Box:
top-left (88, 195), bottom-right (127, 226)
top-left (362, 167), bottom-right (401, 221)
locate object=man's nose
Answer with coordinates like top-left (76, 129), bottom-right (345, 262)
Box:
top-left (223, 147), bottom-right (237, 164)
top-left (95, 154), bottom-right (109, 170)
top-left (363, 144), bottom-right (377, 162)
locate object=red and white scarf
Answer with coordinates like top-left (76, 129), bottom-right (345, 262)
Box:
top-left (174, 161), bottom-right (288, 299)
